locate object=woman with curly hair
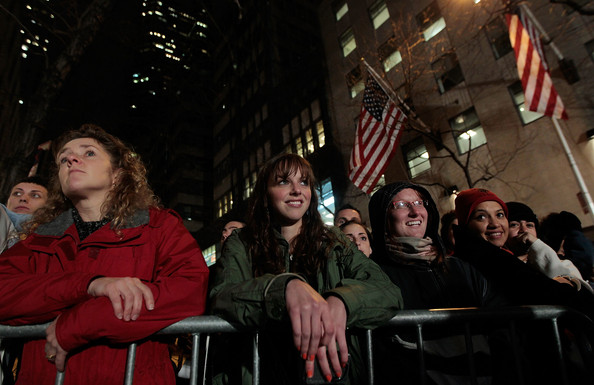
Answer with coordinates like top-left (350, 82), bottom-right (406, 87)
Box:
top-left (0, 124), bottom-right (209, 385)
top-left (209, 153), bottom-right (401, 385)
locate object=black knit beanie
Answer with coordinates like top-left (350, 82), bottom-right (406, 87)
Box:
top-left (506, 202), bottom-right (539, 232)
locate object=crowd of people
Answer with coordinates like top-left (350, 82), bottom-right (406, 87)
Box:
top-left (1, 124), bottom-right (593, 384)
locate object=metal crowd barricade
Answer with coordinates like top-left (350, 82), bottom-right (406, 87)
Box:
top-left (0, 306), bottom-right (593, 385)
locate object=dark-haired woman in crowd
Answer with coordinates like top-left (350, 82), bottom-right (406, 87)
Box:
top-left (209, 153), bottom-right (401, 385)
top-left (0, 124), bottom-right (209, 385)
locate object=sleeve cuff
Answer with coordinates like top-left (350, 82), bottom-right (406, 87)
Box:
top-left (263, 273), bottom-right (305, 320)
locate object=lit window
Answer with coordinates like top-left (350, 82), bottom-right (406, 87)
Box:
top-left (449, 108), bottom-right (488, 154)
top-left (306, 129), bottom-right (315, 154)
top-left (334, 1), bottom-right (348, 21)
top-left (404, 138), bottom-right (431, 178)
top-left (296, 137), bottom-right (304, 157)
top-left (509, 81), bottom-right (543, 124)
top-left (339, 28), bottom-right (356, 57)
top-left (346, 65), bottom-right (364, 98)
top-left (416, 2), bottom-right (446, 41)
top-left (369, 0), bottom-right (390, 29)
top-left (378, 38), bottom-right (402, 72)
top-left (318, 178), bottom-right (336, 226)
top-left (316, 121), bottom-right (326, 147)
top-left (484, 18), bottom-right (512, 60)
top-left (203, 245), bottom-right (216, 267)
top-left (432, 52), bottom-right (464, 94)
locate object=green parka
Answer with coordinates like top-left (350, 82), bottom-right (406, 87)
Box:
top-left (209, 226), bottom-right (402, 384)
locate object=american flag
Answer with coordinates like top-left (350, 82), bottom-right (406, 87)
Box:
top-left (506, 9), bottom-right (568, 120)
top-left (349, 71), bottom-right (407, 194)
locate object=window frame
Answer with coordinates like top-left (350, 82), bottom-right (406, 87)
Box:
top-left (404, 137), bottom-right (431, 178)
top-left (449, 107), bottom-right (488, 155)
top-left (339, 28), bottom-right (357, 57)
top-left (369, 0), bottom-right (390, 29)
top-left (431, 52), bottom-right (464, 94)
top-left (508, 81), bottom-right (543, 125)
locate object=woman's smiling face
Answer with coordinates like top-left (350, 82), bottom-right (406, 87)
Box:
top-left (387, 188), bottom-right (428, 239)
top-left (467, 201), bottom-right (509, 247)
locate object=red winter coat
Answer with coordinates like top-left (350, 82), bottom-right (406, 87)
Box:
top-left (0, 208), bottom-right (209, 385)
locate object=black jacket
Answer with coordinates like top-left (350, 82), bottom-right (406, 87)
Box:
top-left (454, 225), bottom-right (594, 321)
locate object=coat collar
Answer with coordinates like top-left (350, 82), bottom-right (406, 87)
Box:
top-left (35, 208), bottom-right (150, 237)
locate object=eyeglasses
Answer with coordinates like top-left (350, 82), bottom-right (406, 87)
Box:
top-left (390, 200), bottom-right (428, 210)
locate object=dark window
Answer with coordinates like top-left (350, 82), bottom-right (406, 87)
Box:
top-left (346, 65), bottom-right (364, 98)
top-left (431, 52), bottom-right (464, 94)
top-left (485, 18), bottom-right (512, 59)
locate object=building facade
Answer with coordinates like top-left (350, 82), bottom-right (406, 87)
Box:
top-left (317, 0), bottom-right (594, 227)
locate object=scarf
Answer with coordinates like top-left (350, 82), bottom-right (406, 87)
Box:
top-left (385, 236), bottom-right (438, 263)
top-left (72, 208), bottom-right (110, 241)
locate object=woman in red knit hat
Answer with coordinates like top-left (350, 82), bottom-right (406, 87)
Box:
top-left (453, 188), bottom-right (594, 319)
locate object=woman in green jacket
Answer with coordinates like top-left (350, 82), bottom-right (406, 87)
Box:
top-left (210, 153), bottom-right (402, 384)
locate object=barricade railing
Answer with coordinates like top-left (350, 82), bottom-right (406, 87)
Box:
top-left (1, 305), bottom-right (593, 385)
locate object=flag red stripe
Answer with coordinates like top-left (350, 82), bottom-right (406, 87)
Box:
top-left (506, 11), bottom-right (567, 120)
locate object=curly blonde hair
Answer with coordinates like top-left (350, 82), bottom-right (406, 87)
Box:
top-left (29, 124), bottom-right (160, 231)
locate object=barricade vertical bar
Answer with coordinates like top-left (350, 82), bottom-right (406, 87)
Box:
top-left (508, 320), bottom-right (525, 385)
top-left (189, 333), bottom-right (200, 385)
top-left (365, 329), bottom-right (374, 385)
top-left (551, 318), bottom-right (569, 385)
top-left (252, 333), bottom-right (260, 385)
top-left (464, 323), bottom-right (477, 385)
top-left (54, 370), bottom-right (65, 385)
top-left (415, 324), bottom-right (426, 385)
top-left (124, 343), bottom-right (137, 385)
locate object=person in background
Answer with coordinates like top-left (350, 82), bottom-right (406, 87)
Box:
top-left (439, 210), bottom-right (457, 256)
top-left (221, 219), bottom-right (245, 244)
top-left (339, 220), bottom-right (372, 257)
top-left (540, 211), bottom-right (594, 283)
top-left (0, 124), bottom-right (209, 385)
top-left (333, 204), bottom-right (362, 226)
top-left (369, 182), bottom-right (504, 385)
top-left (505, 202), bottom-right (590, 291)
top-left (0, 176), bottom-right (48, 253)
top-left (210, 153), bottom-right (401, 385)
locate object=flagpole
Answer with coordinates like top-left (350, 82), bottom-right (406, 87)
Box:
top-left (518, 4), bottom-right (563, 61)
top-left (551, 117), bottom-right (594, 221)
top-left (514, 6), bottom-right (594, 222)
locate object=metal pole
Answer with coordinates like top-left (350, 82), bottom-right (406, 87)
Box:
top-left (190, 333), bottom-right (200, 385)
top-left (551, 117), bottom-right (594, 222)
top-left (54, 371), bottom-right (65, 385)
top-left (518, 4), bottom-right (564, 61)
top-left (124, 343), bottom-right (137, 385)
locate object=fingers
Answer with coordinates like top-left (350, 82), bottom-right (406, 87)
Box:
top-left (335, 329), bottom-right (349, 368)
top-left (54, 351), bottom-right (67, 372)
top-left (325, 342), bottom-right (343, 380)
top-left (306, 306), bottom-right (323, 360)
top-left (304, 356), bottom-right (315, 380)
top-left (316, 346), bottom-right (334, 383)
top-left (45, 318), bottom-right (68, 372)
top-left (89, 277), bottom-right (154, 321)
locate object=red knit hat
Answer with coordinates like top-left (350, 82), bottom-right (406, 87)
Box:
top-left (455, 188), bottom-right (508, 225)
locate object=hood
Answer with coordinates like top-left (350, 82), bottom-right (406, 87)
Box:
top-left (368, 181), bottom-right (445, 262)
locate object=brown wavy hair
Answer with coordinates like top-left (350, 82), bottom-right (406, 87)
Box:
top-left (28, 124), bottom-right (160, 232)
top-left (245, 153), bottom-right (341, 278)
